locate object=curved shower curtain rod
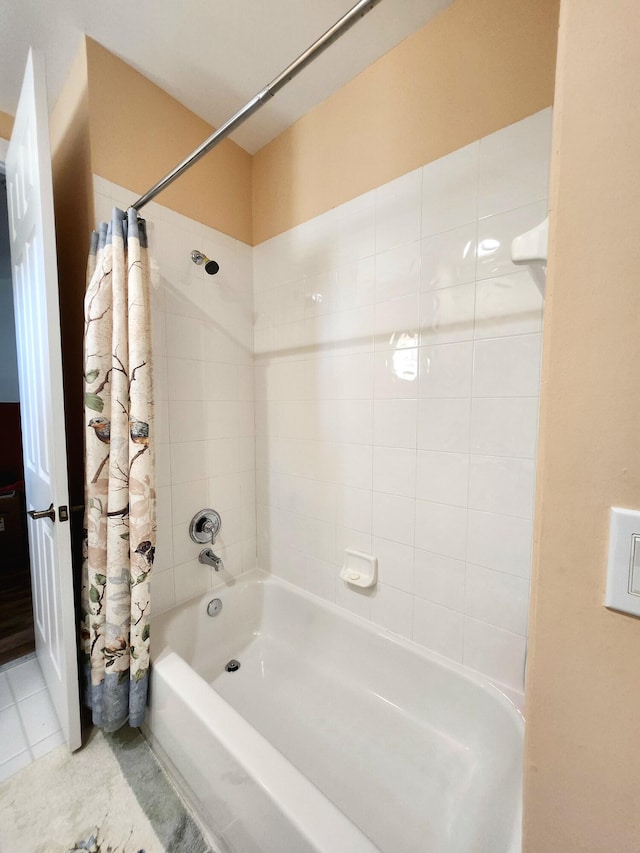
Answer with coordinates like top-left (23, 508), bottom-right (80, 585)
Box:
top-left (130, 0), bottom-right (383, 212)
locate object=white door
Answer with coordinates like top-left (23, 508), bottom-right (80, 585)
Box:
top-left (6, 49), bottom-right (81, 751)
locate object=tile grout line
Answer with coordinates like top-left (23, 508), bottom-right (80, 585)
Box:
top-left (3, 667), bottom-right (36, 765)
top-left (461, 149), bottom-right (483, 667)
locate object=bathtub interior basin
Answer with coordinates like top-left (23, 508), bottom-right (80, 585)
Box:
top-left (148, 571), bottom-right (523, 853)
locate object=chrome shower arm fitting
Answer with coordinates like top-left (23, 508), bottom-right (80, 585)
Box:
top-left (191, 249), bottom-right (220, 275)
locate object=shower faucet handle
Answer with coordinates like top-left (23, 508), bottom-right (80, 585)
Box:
top-left (189, 508), bottom-right (222, 544)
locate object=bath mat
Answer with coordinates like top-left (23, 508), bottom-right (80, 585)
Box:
top-left (107, 727), bottom-right (211, 853)
top-left (0, 727), bottom-right (211, 853)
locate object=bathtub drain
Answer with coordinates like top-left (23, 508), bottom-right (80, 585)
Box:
top-left (225, 659), bottom-right (241, 673)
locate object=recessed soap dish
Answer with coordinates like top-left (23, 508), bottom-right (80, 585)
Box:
top-left (340, 549), bottom-right (377, 588)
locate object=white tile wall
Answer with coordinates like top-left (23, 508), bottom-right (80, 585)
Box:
top-left (92, 178), bottom-right (257, 614)
top-left (93, 110), bottom-right (550, 692)
top-left (254, 109), bottom-right (551, 693)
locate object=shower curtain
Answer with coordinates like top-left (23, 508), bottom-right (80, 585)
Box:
top-left (80, 208), bottom-right (155, 731)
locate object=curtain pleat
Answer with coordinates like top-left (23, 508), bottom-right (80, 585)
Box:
top-left (80, 207), bottom-right (155, 731)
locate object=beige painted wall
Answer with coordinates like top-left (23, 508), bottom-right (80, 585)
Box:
top-left (524, 1), bottom-right (640, 850)
top-left (1, 41), bottom-right (253, 242)
top-left (1, 0), bottom-right (560, 249)
top-left (47, 34), bottom-right (254, 532)
top-left (49, 42), bottom-right (94, 534)
top-left (85, 38), bottom-right (253, 244)
top-left (252, 0), bottom-right (559, 244)
top-left (0, 110), bottom-right (13, 140)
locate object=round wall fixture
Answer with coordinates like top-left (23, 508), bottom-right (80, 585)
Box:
top-left (207, 598), bottom-right (222, 617)
top-left (189, 508), bottom-right (222, 544)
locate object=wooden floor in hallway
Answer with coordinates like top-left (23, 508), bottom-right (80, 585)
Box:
top-left (0, 560), bottom-right (35, 667)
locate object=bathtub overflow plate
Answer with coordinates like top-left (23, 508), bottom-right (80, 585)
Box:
top-left (225, 659), bottom-right (241, 673)
top-left (207, 598), bottom-right (222, 617)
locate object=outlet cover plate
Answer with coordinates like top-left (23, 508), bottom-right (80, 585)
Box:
top-left (605, 506), bottom-right (640, 617)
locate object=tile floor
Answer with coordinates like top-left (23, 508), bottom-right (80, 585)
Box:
top-left (0, 654), bottom-right (64, 783)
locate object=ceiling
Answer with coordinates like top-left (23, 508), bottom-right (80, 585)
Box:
top-left (0, 0), bottom-right (451, 154)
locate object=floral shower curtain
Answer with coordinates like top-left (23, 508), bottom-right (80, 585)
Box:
top-left (80, 207), bottom-right (155, 731)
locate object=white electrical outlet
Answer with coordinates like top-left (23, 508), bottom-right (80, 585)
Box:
top-left (605, 507), bottom-right (640, 617)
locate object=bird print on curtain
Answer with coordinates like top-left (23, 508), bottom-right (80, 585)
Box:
top-left (80, 208), bottom-right (155, 732)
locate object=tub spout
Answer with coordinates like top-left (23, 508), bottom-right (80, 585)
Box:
top-left (199, 548), bottom-right (224, 571)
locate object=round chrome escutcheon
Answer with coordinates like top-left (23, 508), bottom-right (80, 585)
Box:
top-left (189, 508), bottom-right (222, 544)
top-left (207, 598), bottom-right (222, 617)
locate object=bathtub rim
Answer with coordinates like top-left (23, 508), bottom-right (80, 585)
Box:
top-left (152, 567), bottom-right (526, 726)
top-left (149, 568), bottom-right (523, 853)
top-left (148, 647), bottom-right (380, 853)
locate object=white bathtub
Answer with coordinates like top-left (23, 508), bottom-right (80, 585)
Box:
top-left (144, 571), bottom-right (523, 853)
